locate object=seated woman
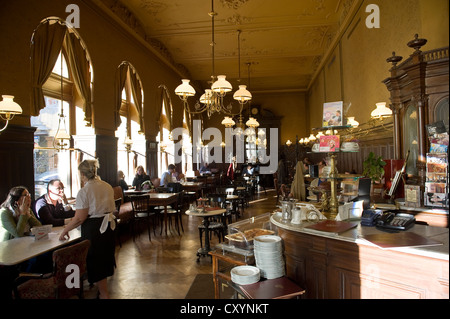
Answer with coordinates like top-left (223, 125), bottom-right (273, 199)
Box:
top-left (0, 186), bottom-right (51, 273)
top-left (132, 165), bottom-right (150, 190)
top-left (117, 170), bottom-right (129, 192)
top-left (0, 186), bottom-right (41, 241)
top-left (35, 179), bottom-right (75, 226)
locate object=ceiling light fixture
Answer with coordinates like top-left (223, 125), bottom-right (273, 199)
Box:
top-left (370, 102), bottom-right (392, 119)
top-left (174, 0), bottom-right (251, 118)
top-left (346, 116), bottom-right (360, 127)
top-left (54, 51), bottom-right (71, 151)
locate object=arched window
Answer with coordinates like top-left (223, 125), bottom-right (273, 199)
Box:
top-left (435, 97), bottom-right (449, 130)
top-left (115, 62), bottom-right (145, 184)
top-left (182, 109), bottom-right (193, 176)
top-left (157, 100), bottom-right (174, 178)
top-left (30, 18), bottom-right (93, 199)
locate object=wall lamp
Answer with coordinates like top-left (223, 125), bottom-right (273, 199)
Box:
top-left (0, 95), bottom-right (23, 133)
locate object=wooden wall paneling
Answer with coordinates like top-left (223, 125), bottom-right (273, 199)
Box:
top-left (95, 135), bottom-right (118, 186)
top-left (384, 43), bottom-right (449, 186)
top-left (146, 140), bottom-right (158, 179)
top-left (0, 125), bottom-right (36, 201)
top-left (279, 227), bottom-right (449, 299)
top-left (336, 136), bottom-right (394, 175)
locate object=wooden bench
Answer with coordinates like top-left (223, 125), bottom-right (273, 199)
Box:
top-left (112, 186), bottom-right (134, 223)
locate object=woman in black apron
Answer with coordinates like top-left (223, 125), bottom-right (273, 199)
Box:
top-left (60, 159), bottom-right (116, 299)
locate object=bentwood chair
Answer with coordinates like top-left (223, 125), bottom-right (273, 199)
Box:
top-left (197, 194), bottom-right (227, 247)
top-left (129, 194), bottom-right (157, 241)
top-left (165, 191), bottom-right (185, 235)
top-left (14, 240), bottom-right (91, 299)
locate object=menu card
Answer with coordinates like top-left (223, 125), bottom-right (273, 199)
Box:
top-left (31, 225), bottom-right (52, 241)
top-left (238, 277), bottom-right (305, 299)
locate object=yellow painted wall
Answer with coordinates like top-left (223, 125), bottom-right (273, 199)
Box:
top-left (252, 92), bottom-right (307, 144)
top-left (307, 0), bottom-right (449, 128)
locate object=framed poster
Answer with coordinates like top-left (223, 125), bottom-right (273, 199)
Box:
top-left (404, 185), bottom-right (421, 208)
top-left (323, 101), bottom-right (343, 127)
top-left (319, 135), bottom-right (340, 152)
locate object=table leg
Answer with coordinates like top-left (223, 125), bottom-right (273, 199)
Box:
top-left (211, 254), bottom-right (219, 299)
top-left (164, 205), bottom-right (168, 235)
top-left (197, 217), bottom-right (212, 261)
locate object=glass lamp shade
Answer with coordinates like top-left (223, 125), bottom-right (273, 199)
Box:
top-left (55, 127), bottom-right (71, 140)
top-left (308, 133), bottom-right (316, 141)
top-left (123, 136), bottom-right (133, 147)
top-left (199, 89), bottom-right (213, 104)
top-left (371, 102), bottom-right (392, 118)
top-left (244, 127), bottom-right (255, 136)
top-left (175, 79), bottom-right (196, 99)
top-left (221, 116), bottom-right (235, 127)
top-left (233, 85), bottom-right (252, 103)
top-left (316, 131), bottom-right (324, 138)
top-left (347, 116), bottom-right (359, 127)
top-left (235, 120), bottom-right (245, 136)
top-left (246, 117), bottom-right (259, 128)
top-left (0, 95), bottom-right (22, 119)
top-left (234, 127), bottom-right (244, 136)
top-left (211, 75), bottom-right (232, 95)
top-left (286, 140), bottom-right (292, 146)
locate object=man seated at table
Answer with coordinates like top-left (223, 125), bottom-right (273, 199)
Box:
top-left (199, 162), bottom-right (211, 174)
top-left (242, 163), bottom-right (256, 176)
top-left (35, 179), bottom-right (75, 226)
top-left (160, 164), bottom-right (176, 187)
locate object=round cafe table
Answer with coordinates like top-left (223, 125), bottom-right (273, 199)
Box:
top-left (185, 208), bottom-right (226, 261)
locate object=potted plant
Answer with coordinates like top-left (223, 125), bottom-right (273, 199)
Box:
top-left (363, 152), bottom-right (386, 197)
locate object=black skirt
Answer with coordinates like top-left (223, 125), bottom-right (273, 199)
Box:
top-left (81, 217), bottom-right (116, 284)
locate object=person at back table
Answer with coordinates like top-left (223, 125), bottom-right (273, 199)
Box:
top-left (0, 186), bottom-right (41, 241)
top-left (242, 163), bottom-right (255, 176)
top-left (132, 165), bottom-right (150, 190)
top-left (160, 164), bottom-right (176, 187)
top-left (117, 170), bottom-right (129, 192)
top-left (35, 179), bottom-right (75, 227)
top-left (199, 162), bottom-right (210, 174)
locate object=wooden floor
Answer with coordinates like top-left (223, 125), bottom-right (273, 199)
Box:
top-left (84, 188), bottom-right (279, 299)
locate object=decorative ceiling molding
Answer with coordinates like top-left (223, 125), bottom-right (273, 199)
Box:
top-left (225, 13), bottom-right (252, 25)
top-left (219, 0), bottom-right (250, 10)
top-left (138, 0), bottom-right (168, 17)
top-left (94, 0), bottom-right (357, 93)
top-left (99, 0), bottom-right (192, 78)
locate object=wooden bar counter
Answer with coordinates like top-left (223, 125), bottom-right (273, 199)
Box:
top-left (271, 214), bottom-right (449, 299)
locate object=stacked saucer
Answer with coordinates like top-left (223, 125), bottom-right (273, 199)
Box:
top-left (253, 235), bottom-right (285, 279)
top-left (231, 266), bottom-right (260, 285)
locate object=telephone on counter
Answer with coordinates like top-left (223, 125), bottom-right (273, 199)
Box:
top-left (361, 209), bottom-right (415, 231)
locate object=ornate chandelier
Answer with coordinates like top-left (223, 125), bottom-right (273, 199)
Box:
top-left (174, 0), bottom-right (252, 118)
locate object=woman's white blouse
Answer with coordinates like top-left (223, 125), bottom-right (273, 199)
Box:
top-left (76, 178), bottom-right (116, 233)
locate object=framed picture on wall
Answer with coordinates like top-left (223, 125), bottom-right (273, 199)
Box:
top-left (405, 184), bottom-right (421, 208)
top-left (323, 101), bottom-right (343, 127)
top-left (319, 135), bottom-right (340, 152)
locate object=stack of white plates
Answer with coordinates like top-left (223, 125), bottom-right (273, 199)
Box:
top-left (254, 235), bottom-right (285, 279)
top-left (230, 265), bottom-right (260, 285)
